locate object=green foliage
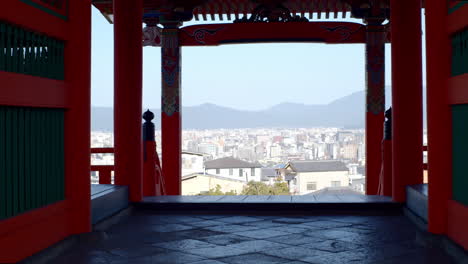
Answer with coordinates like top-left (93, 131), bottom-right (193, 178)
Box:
top-left (201, 184), bottom-right (237, 196)
top-left (241, 178), bottom-right (290, 195)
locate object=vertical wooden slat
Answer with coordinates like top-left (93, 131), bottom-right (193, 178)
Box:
top-left (18, 108), bottom-right (25, 213)
top-left (5, 24), bottom-right (12, 73)
top-left (11, 108), bottom-right (18, 216)
top-left (58, 110), bottom-right (65, 200)
top-left (40, 109), bottom-right (46, 206)
top-left (0, 107), bottom-right (66, 219)
top-left (31, 108), bottom-right (38, 210)
top-left (5, 108), bottom-right (12, 218)
top-left (0, 23), bottom-right (5, 71)
top-left (18, 28), bottom-right (25, 75)
top-left (24, 108), bottom-right (31, 211)
top-left (0, 107), bottom-right (6, 220)
top-left (12, 27), bottom-right (18, 73)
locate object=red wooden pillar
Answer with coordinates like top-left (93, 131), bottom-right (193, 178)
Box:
top-left (390, 0), bottom-right (424, 202)
top-left (425, 0), bottom-right (452, 234)
top-left (114, 0), bottom-right (143, 202)
top-left (65, 0), bottom-right (92, 234)
top-left (365, 21), bottom-right (386, 195)
top-left (161, 23), bottom-right (182, 195)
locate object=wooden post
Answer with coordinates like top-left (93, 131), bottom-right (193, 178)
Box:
top-left (425, 0), bottom-right (452, 234)
top-left (365, 21), bottom-right (386, 195)
top-left (65, 0), bottom-right (91, 234)
top-left (161, 22), bottom-right (182, 195)
top-left (390, 0), bottom-right (424, 202)
top-left (113, 0), bottom-right (143, 202)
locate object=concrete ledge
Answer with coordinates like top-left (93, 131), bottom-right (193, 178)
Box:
top-left (135, 200), bottom-right (403, 216)
top-left (406, 184), bottom-right (428, 222)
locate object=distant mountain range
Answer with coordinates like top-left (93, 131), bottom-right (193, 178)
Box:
top-left (92, 87), bottom-right (426, 131)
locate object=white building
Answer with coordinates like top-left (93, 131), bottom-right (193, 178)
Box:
top-left (283, 160), bottom-right (349, 195)
top-left (204, 157), bottom-right (262, 182)
top-left (181, 151), bottom-right (205, 177)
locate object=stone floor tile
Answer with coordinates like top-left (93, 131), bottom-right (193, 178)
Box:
top-left (153, 239), bottom-right (216, 250)
top-left (109, 256), bottom-right (154, 264)
top-left (242, 220), bottom-right (285, 228)
top-left (299, 239), bottom-right (362, 253)
top-left (266, 234), bottom-right (327, 246)
top-left (229, 240), bottom-right (288, 252)
top-left (109, 245), bottom-right (168, 258)
top-left (198, 234), bottom-right (254, 246)
top-left (268, 226), bottom-right (309, 234)
top-left (300, 251), bottom-right (368, 264)
top-left (151, 251), bottom-right (206, 264)
top-left (219, 253), bottom-right (289, 264)
top-left (261, 245), bottom-right (325, 262)
top-left (170, 228), bottom-right (225, 239)
top-left (300, 220), bottom-right (354, 229)
top-left (188, 220), bottom-right (226, 228)
top-left (192, 260), bottom-right (228, 264)
top-left (205, 224), bottom-right (260, 233)
top-left (304, 229), bottom-right (362, 240)
top-left (272, 217), bottom-right (311, 224)
top-left (216, 216), bottom-right (264, 224)
top-left (235, 229), bottom-right (290, 239)
top-left (49, 213), bottom-right (456, 264)
top-left (182, 245), bottom-right (252, 258)
top-left (149, 223), bottom-right (195, 233)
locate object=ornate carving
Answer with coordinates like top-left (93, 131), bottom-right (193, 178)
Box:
top-left (161, 28), bottom-right (181, 116)
top-left (186, 28), bottom-right (224, 44)
top-left (366, 29), bottom-right (386, 115)
top-left (143, 26), bottom-right (162, 47)
top-left (234, 4), bottom-right (308, 23)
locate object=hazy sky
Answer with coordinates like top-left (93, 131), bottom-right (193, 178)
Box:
top-left (91, 7), bottom-right (424, 111)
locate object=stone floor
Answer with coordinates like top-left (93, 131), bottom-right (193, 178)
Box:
top-left (53, 212), bottom-right (455, 264)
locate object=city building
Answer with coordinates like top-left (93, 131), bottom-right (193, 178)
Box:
top-left (204, 157), bottom-right (262, 182)
top-left (283, 160), bottom-right (349, 195)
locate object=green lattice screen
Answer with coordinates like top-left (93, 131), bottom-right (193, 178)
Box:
top-left (0, 106), bottom-right (65, 220)
top-left (452, 104), bottom-right (468, 206)
top-left (452, 28), bottom-right (468, 76)
top-left (0, 21), bottom-right (64, 80)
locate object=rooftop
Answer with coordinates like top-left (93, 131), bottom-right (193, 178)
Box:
top-left (205, 157), bottom-right (262, 169)
top-left (287, 160), bottom-right (348, 173)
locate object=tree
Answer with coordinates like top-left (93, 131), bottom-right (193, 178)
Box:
top-left (201, 184), bottom-right (237, 195)
top-left (241, 178), bottom-right (290, 195)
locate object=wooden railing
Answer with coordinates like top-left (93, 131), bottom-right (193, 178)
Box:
top-left (91, 147), bottom-right (114, 184)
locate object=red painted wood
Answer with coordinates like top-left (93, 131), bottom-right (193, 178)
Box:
top-left (0, 201), bottom-right (70, 263)
top-left (447, 200), bottom-right (468, 250)
top-left (390, 0), bottom-right (424, 202)
top-left (143, 141), bottom-right (157, 196)
top-left (180, 22), bottom-right (367, 46)
top-left (365, 25), bottom-right (386, 195)
top-left (91, 147), bottom-right (115, 154)
top-left (381, 140), bottom-right (393, 196)
top-left (113, 0), bottom-right (143, 202)
top-left (448, 4), bottom-right (468, 35)
top-left (426, 0), bottom-right (453, 234)
top-left (91, 165), bottom-right (114, 184)
top-left (366, 113), bottom-right (384, 195)
top-left (1, 0), bottom-right (68, 40)
top-left (162, 113), bottom-right (182, 195)
top-left (0, 72), bottom-right (67, 108)
top-left (161, 25), bottom-right (182, 196)
top-left (449, 74), bottom-right (468, 105)
top-left (64, 0), bottom-right (92, 235)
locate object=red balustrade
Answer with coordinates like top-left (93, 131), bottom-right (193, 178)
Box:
top-left (91, 147), bottom-right (115, 184)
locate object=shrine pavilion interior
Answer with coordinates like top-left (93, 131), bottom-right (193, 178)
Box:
top-left (0, 0), bottom-right (468, 263)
